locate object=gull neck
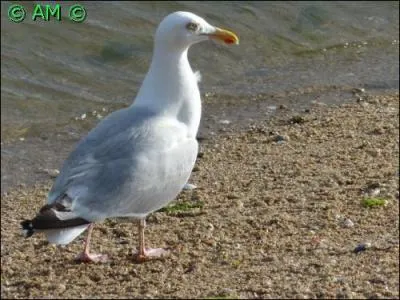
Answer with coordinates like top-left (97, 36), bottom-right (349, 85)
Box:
top-left (132, 44), bottom-right (202, 137)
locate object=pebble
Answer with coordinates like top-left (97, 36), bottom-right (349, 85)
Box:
top-left (367, 187), bottom-right (381, 197)
top-left (81, 113), bottom-right (87, 120)
top-left (206, 223), bottom-right (214, 231)
top-left (366, 148), bottom-right (381, 157)
top-left (353, 242), bottom-right (371, 253)
top-left (352, 87), bottom-right (366, 94)
top-left (289, 115), bottom-right (306, 124)
top-left (235, 199), bottom-right (244, 210)
top-left (342, 218), bottom-right (354, 228)
top-left (273, 134), bottom-right (290, 142)
top-left (57, 284), bottom-right (66, 293)
top-left (363, 182), bottom-right (381, 197)
top-left (183, 183), bottom-right (197, 190)
top-left (219, 119), bottom-right (231, 125)
top-left (38, 168), bottom-right (60, 178)
top-left (203, 239), bottom-right (216, 247)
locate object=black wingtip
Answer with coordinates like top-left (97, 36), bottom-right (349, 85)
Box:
top-left (21, 220), bottom-right (34, 238)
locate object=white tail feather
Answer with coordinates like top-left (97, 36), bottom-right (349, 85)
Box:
top-left (45, 224), bottom-right (90, 245)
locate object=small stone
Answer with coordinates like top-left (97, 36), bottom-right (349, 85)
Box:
top-left (354, 242), bottom-right (371, 253)
top-left (183, 183), bottom-right (197, 190)
top-left (367, 188), bottom-right (381, 197)
top-left (46, 169), bottom-right (60, 178)
top-left (219, 119), bottom-right (231, 125)
top-left (206, 223), bottom-right (214, 231)
top-left (19, 137), bottom-right (25, 141)
top-left (236, 200), bottom-right (244, 210)
top-left (366, 148), bottom-right (381, 157)
top-left (363, 182), bottom-right (381, 196)
top-left (279, 104), bottom-right (287, 109)
top-left (289, 115), bottom-right (306, 124)
top-left (227, 193), bottom-right (240, 199)
top-left (57, 284), bottom-right (66, 293)
top-left (203, 239), bottom-right (216, 247)
top-left (342, 218), bottom-right (354, 228)
top-left (38, 168), bottom-right (60, 178)
top-left (273, 134), bottom-right (290, 142)
top-left (352, 88), bottom-right (366, 94)
top-left (81, 113), bottom-right (87, 120)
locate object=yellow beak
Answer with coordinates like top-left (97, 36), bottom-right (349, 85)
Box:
top-left (209, 27), bottom-right (239, 45)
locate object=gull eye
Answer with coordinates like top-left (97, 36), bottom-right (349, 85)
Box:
top-left (186, 22), bottom-right (199, 32)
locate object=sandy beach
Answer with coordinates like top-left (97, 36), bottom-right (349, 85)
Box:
top-left (1, 92), bottom-right (399, 299)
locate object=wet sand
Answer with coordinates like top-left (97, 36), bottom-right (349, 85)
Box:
top-left (1, 93), bottom-right (399, 299)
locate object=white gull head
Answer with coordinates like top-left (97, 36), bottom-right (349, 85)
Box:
top-left (154, 11), bottom-right (239, 51)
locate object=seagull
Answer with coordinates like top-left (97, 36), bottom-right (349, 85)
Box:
top-left (21, 11), bottom-right (239, 263)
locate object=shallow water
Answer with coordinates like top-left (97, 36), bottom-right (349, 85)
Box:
top-left (1, 1), bottom-right (399, 190)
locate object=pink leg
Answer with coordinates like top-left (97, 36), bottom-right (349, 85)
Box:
top-left (75, 224), bottom-right (108, 263)
top-left (133, 219), bottom-right (169, 262)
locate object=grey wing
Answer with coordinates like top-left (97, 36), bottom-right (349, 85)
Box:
top-left (47, 107), bottom-right (198, 221)
top-left (48, 108), bottom-right (147, 216)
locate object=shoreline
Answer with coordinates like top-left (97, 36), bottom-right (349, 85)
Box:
top-left (1, 92), bottom-right (399, 299)
top-left (1, 87), bottom-right (397, 193)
